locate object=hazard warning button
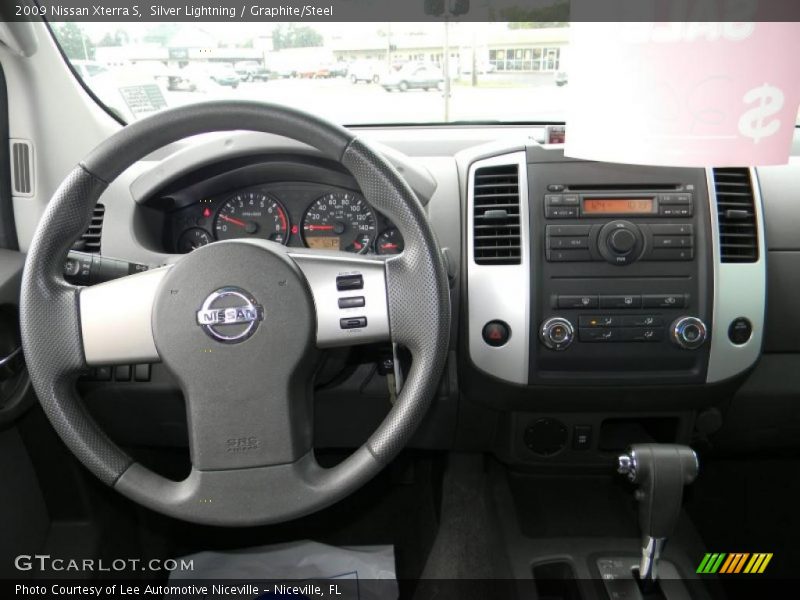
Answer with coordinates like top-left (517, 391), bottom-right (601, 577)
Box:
top-left (482, 320), bottom-right (510, 347)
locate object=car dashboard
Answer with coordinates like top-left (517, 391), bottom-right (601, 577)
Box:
top-left (71, 125), bottom-right (799, 467)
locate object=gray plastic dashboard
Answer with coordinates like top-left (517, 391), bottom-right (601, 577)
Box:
top-left (92, 127), bottom-right (799, 392)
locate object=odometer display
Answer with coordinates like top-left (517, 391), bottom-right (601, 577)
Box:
top-left (302, 191), bottom-right (377, 254)
top-left (215, 191), bottom-right (289, 244)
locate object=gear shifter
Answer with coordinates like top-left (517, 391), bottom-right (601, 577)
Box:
top-left (617, 444), bottom-right (699, 583)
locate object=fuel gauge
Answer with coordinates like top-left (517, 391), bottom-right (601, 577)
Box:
top-left (375, 228), bottom-right (404, 255)
top-left (178, 228), bottom-right (212, 253)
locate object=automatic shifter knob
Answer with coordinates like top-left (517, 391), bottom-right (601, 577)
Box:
top-left (617, 444), bottom-right (699, 583)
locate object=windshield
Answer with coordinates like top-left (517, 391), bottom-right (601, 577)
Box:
top-left (51, 21), bottom-right (571, 125)
top-left (51, 21), bottom-right (800, 128)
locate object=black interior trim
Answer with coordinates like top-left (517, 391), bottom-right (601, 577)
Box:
top-left (0, 65), bottom-right (19, 250)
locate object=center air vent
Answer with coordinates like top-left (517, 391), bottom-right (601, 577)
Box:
top-left (712, 168), bottom-right (758, 263)
top-left (473, 164), bottom-right (521, 265)
top-left (73, 203), bottom-right (105, 253)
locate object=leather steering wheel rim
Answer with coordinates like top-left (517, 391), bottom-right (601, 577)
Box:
top-left (19, 101), bottom-right (450, 526)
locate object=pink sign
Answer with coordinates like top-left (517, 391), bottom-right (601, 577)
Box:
top-left (564, 22), bottom-right (800, 166)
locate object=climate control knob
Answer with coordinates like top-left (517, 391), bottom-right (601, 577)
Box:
top-left (670, 316), bottom-right (708, 350)
top-left (540, 317), bottom-right (575, 351)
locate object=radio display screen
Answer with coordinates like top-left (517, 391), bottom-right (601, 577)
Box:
top-left (583, 198), bottom-right (655, 215)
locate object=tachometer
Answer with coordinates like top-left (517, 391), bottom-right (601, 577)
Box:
top-left (214, 191), bottom-right (289, 244)
top-left (301, 191), bottom-right (377, 254)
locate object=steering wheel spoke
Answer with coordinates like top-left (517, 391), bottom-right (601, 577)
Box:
top-left (289, 250), bottom-right (391, 349)
top-left (79, 267), bottom-right (167, 366)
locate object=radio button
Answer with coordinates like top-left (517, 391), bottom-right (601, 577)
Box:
top-left (558, 295), bottom-right (598, 309)
top-left (545, 194), bottom-right (564, 205)
top-left (549, 237), bottom-right (589, 249)
top-left (649, 224), bottom-right (693, 236)
top-left (546, 206), bottom-right (579, 218)
top-left (622, 315), bottom-right (664, 327)
top-left (659, 193), bottom-right (692, 205)
top-left (579, 315), bottom-right (620, 327)
top-left (599, 295), bottom-right (641, 309)
top-left (651, 248), bottom-right (694, 261)
top-left (642, 294), bottom-right (686, 308)
top-left (547, 184), bottom-right (566, 192)
top-left (548, 249), bottom-right (592, 262)
top-left (654, 236), bottom-right (693, 248)
top-left (660, 205), bottom-right (693, 217)
top-left (562, 194), bottom-right (580, 205)
top-left (547, 224), bottom-right (592, 237)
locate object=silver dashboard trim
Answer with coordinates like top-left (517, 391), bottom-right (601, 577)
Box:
top-left (79, 267), bottom-right (167, 366)
top-left (705, 167), bottom-right (767, 383)
top-left (466, 151), bottom-right (530, 385)
top-left (289, 251), bottom-right (391, 348)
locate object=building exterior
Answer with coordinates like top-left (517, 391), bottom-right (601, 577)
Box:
top-left (94, 24), bottom-right (569, 76)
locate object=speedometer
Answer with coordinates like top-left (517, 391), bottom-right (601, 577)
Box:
top-left (301, 191), bottom-right (377, 254)
top-left (214, 191), bottom-right (289, 244)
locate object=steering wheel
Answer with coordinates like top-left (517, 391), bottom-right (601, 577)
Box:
top-left (19, 102), bottom-right (450, 526)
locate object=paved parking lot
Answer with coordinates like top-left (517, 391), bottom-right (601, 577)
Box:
top-left (163, 75), bottom-right (568, 124)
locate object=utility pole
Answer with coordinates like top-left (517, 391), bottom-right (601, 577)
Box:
top-left (386, 23), bottom-right (392, 70)
top-left (443, 16), bottom-right (450, 122)
top-left (471, 27), bottom-right (477, 87)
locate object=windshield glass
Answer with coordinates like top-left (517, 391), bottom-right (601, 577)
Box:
top-left (51, 21), bottom-right (571, 124)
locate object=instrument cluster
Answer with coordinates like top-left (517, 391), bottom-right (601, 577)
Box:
top-left (168, 182), bottom-right (404, 256)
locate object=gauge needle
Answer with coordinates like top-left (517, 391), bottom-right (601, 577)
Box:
top-left (219, 214), bottom-right (247, 228)
top-left (305, 225), bottom-right (335, 231)
top-left (381, 243), bottom-right (399, 250)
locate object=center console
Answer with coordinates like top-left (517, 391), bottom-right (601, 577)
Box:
top-left (464, 143), bottom-right (765, 388)
top-left (532, 161), bottom-right (712, 385)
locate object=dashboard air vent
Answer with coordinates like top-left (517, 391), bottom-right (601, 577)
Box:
top-left (712, 168), bottom-right (758, 263)
top-left (73, 203), bottom-right (105, 253)
top-left (473, 164), bottom-right (521, 265)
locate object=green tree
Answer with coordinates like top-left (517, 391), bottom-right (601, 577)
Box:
top-left (53, 22), bottom-right (94, 60)
top-left (272, 24), bottom-right (323, 50)
top-left (142, 23), bottom-right (180, 46)
top-left (97, 29), bottom-right (130, 47)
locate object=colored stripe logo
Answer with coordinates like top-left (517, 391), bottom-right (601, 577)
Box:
top-left (697, 553), bottom-right (773, 574)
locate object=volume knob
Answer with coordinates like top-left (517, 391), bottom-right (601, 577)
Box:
top-left (609, 229), bottom-right (637, 254)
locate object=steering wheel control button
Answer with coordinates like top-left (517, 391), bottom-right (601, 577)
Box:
top-left (540, 317), bottom-right (575, 351)
top-left (599, 295), bottom-right (641, 309)
top-left (336, 274), bottom-right (364, 291)
top-left (133, 364), bottom-right (151, 382)
top-left (670, 316), bottom-right (708, 350)
top-left (196, 287), bottom-right (264, 344)
top-left (340, 317), bottom-right (367, 330)
top-left (338, 296), bottom-right (366, 309)
top-left (115, 365), bottom-right (131, 381)
top-left (524, 418), bottom-right (568, 456)
top-left (482, 321), bottom-right (510, 347)
top-left (728, 317), bottom-right (753, 345)
top-left (557, 295), bottom-right (598, 309)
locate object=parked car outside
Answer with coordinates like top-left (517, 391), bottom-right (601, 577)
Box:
top-left (348, 59), bottom-right (383, 84)
top-left (234, 61), bottom-right (269, 82)
top-left (381, 63), bottom-right (444, 92)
